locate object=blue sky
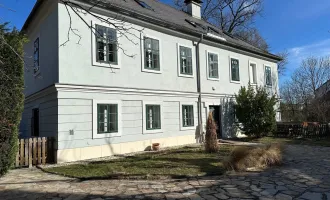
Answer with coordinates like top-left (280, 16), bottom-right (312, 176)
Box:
top-left (1, 0), bottom-right (330, 83)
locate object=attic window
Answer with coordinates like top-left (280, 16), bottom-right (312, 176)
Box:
top-left (134, 0), bottom-right (153, 10)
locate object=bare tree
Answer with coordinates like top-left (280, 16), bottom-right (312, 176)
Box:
top-left (234, 27), bottom-right (268, 51)
top-left (174, 0), bottom-right (263, 34)
top-left (281, 56), bottom-right (330, 122)
top-left (276, 50), bottom-right (289, 76)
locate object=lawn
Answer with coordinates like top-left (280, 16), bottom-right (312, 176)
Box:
top-left (44, 145), bottom-right (233, 179)
top-left (234, 136), bottom-right (330, 147)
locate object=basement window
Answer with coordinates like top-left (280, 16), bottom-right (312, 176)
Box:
top-left (134, 0), bottom-right (153, 10)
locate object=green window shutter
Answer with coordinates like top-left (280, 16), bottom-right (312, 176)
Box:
top-left (182, 105), bottom-right (194, 127)
top-left (180, 46), bottom-right (193, 75)
top-left (209, 53), bottom-right (218, 78)
top-left (231, 58), bottom-right (240, 81)
top-left (144, 37), bottom-right (160, 71)
top-left (95, 24), bottom-right (118, 64)
top-left (146, 105), bottom-right (161, 130)
top-left (97, 104), bottom-right (118, 134)
top-left (266, 66), bottom-right (272, 86)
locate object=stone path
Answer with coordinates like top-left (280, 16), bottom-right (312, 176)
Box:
top-left (1, 145), bottom-right (330, 200)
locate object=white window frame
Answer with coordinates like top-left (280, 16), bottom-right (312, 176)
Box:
top-left (264, 64), bottom-right (272, 87)
top-left (91, 21), bottom-right (121, 69)
top-left (142, 101), bottom-right (163, 134)
top-left (249, 60), bottom-right (258, 85)
top-left (206, 50), bottom-right (220, 81)
top-left (141, 34), bottom-right (162, 74)
top-left (177, 43), bottom-right (194, 78)
top-left (33, 34), bottom-right (40, 77)
top-left (229, 56), bottom-right (241, 84)
top-left (179, 102), bottom-right (196, 131)
top-left (92, 100), bottom-right (122, 139)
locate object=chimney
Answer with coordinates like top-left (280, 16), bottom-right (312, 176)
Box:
top-left (185, 0), bottom-right (202, 19)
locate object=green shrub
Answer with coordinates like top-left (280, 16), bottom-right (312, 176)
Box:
top-left (205, 111), bottom-right (219, 153)
top-left (234, 85), bottom-right (277, 137)
top-left (0, 23), bottom-right (26, 176)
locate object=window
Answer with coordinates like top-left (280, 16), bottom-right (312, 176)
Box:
top-left (144, 37), bottom-right (160, 71)
top-left (97, 104), bottom-right (118, 134)
top-left (265, 66), bottom-right (272, 86)
top-left (134, 0), bottom-right (153, 10)
top-left (182, 105), bottom-right (194, 127)
top-left (231, 58), bottom-right (240, 82)
top-left (95, 24), bottom-right (118, 64)
top-left (146, 105), bottom-right (161, 130)
top-left (179, 46), bottom-right (193, 75)
top-left (208, 52), bottom-right (219, 79)
top-left (31, 108), bottom-right (39, 137)
top-left (34, 38), bottom-right (39, 74)
top-left (249, 62), bottom-right (257, 84)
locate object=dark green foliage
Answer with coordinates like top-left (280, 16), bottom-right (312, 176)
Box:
top-left (205, 112), bottom-right (219, 153)
top-left (234, 85), bottom-right (277, 137)
top-left (0, 23), bottom-right (26, 176)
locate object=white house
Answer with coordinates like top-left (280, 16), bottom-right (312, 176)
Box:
top-left (20, 0), bottom-right (281, 163)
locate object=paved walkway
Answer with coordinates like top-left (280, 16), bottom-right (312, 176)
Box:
top-left (1, 145), bottom-right (330, 200)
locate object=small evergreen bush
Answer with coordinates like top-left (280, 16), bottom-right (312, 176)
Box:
top-left (205, 111), bottom-right (219, 153)
top-left (234, 85), bottom-right (277, 137)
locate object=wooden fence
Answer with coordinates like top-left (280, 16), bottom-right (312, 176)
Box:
top-left (16, 137), bottom-right (56, 168)
top-left (276, 122), bottom-right (330, 138)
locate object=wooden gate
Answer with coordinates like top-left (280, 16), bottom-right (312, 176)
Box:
top-left (15, 137), bottom-right (56, 168)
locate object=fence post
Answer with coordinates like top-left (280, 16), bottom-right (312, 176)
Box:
top-left (33, 138), bottom-right (37, 165)
top-left (37, 137), bottom-right (41, 165)
top-left (42, 137), bottom-right (46, 165)
top-left (28, 138), bottom-right (32, 168)
top-left (16, 139), bottom-right (20, 167)
top-left (20, 139), bottom-right (24, 166)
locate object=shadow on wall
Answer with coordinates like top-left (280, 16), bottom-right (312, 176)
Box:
top-left (220, 97), bottom-right (241, 139)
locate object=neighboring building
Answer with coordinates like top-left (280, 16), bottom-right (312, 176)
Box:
top-left (20, 0), bottom-right (281, 163)
top-left (316, 80), bottom-right (330, 100)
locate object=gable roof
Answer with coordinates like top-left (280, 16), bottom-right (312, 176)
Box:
top-left (22, 0), bottom-right (282, 61)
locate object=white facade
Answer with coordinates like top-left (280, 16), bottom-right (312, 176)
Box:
top-left (20, 1), bottom-right (280, 163)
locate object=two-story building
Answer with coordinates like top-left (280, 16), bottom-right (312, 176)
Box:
top-left (20, 0), bottom-right (281, 163)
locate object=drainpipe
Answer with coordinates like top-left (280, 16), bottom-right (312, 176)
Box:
top-left (196, 34), bottom-right (204, 141)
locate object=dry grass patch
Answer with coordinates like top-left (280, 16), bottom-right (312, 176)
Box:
top-left (224, 144), bottom-right (283, 171)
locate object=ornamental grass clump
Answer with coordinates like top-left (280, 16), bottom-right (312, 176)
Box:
top-left (205, 111), bottom-right (219, 153)
top-left (224, 143), bottom-right (283, 171)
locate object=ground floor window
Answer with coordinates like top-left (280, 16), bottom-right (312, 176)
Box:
top-left (97, 104), bottom-right (118, 134)
top-left (146, 104), bottom-right (161, 130)
top-left (182, 105), bottom-right (194, 127)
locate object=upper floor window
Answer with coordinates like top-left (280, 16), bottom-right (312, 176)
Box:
top-left (144, 37), bottom-right (160, 71)
top-left (231, 58), bottom-right (240, 82)
top-left (97, 104), bottom-right (118, 134)
top-left (265, 66), bottom-right (272, 86)
top-left (249, 62), bottom-right (257, 84)
top-left (208, 52), bottom-right (219, 79)
top-left (34, 38), bottom-right (39, 74)
top-left (95, 24), bottom-right (118, 64)
top-left (179, 46), bottom-right (193, 76)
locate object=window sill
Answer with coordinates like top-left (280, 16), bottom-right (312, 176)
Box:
top-left (142, 68), bottom-right (162, 74)
top-left (179, 74), bottom-right (194, 78)
top-left (230, 80), bottom-right (241, 84)
top-left (180, 126), bottom-right (196, 131)
top-left (92, 131), bottom-right (121, 139)
top-left (250, 83), bottom-right (257, 86)
top-left (143, 129), bottom-right (163, 134)
top-left (93, 61), bottom-right (120, 69)
top-left (207, 77), bottom-right (219, 81)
